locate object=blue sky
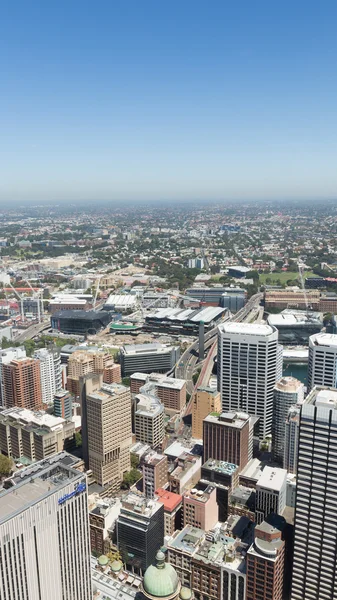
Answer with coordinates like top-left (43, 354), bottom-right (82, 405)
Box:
top-left (1, 1), bottom-right (337, 203)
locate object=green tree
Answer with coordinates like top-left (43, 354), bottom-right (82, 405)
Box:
top-left (122, 377), bottom-right (130, 387)
top-left (121, 468), bottom-right (142, 489)
top-left (0, 454), bottom-right (13, 476)
top-left (74, 432), bottom-right (82, 447)
top-left (130, 454), bottom-right (140, 469)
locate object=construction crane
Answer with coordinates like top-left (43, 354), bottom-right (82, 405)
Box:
top-left (21, 278), bottom-right (43, 323)
top-left (93, 276), bottom-right (102, 309)
top-left (7, 282), bottom-right (25, 323)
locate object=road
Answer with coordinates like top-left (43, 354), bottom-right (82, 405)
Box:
top-left (14, 321), bottom-right (50, 343)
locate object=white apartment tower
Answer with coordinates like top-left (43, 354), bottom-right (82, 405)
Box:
top-left (0, 347), bottom-right (26, 406)
top-left (0, 453), bottom-right (91, 600)
top-left (283, 405), bottom-right (301, 474)
top-left (135, 393), bottom-right (165, 449)
top-left (217, 323), bottom-right (282, 439)
top-left (307, 332), bottom-right (337, 392)
top-left (292, 386), bottom-right (337, 600)
top-left (34, 348), bottom-right (62, 405)
top-left (272, 377), bottom-right (304, 463)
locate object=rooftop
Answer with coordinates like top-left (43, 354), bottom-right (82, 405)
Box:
top-left (155, 488), bottom-right (182, 512)
top-left (204, 411), bottom-right (250, 429)
top-left (168, 525), bottom-right (205, 554)
top-left (256, 466), bottom-right (287, 492)
top-left (0, 407), bottom-right (66, 431)
top-left (121, 343), bottom-right (176, 356)
top-left (219, 322), bottom-right (274, 336)
top-left (310, 332), bottom-right (337, 348)
top-left (202, 458), bottom-right (238, 476)
top-left (274, 376), bottom-right (304, 393)
top-left (131, 372), bottom-right (186, 390)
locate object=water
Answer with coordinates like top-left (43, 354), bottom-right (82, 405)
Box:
top-left (283, 362), bottom-right (308, 386)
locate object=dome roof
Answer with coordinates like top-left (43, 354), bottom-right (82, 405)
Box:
top-left (98, 555), bottom-right (109, 566)
top-left (143, 551), bottom-right (180, 599)
top-left (180, 588), bottom-right (192, 600)
top-left (111, 560), bottom-right (123, 572)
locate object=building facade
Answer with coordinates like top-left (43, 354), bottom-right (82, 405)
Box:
top-left (246, 516), bottom-right (285, 600)
top-left (0, 347), bottom-right (26, 407)
top-left (217, 323), bottom-right (282, 438)
top-left (192, 387), bottom-right (221, 439)
top-left (307, 332), bottom-right (337, 392)
top-left (120, 344), bottom-right (180, 377)
top-left (2, 357), bottom-right (43, 410)
top-left (272, 377), bottom-right (304, 463)
top-left (255, 467), bottom-right (287, 524)
top-left (203, 412), bottom-right (251, 470)
top-left (135, 393), bottom-right (165, 449)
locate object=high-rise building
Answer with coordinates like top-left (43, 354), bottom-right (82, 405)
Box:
top-left (255, 466), bottom-right (287, 524)
top-left (130, 372), bottom-right (186, 414)
top-left (203, 411), bottom-right (252, 470)
top-left (192, 387), bottom-right (221, 439)
top-left (272, 377), bottom-right (304, 463)
top-left (283, 405), bottom-right (301, 474)
top-left (120, 343), bottom-right (180, 377)
top-left (117, 491), bottom-right (164, 574)
top-left (81, 375), bottom-right (132, 489)
top-left (135, 393), bottom-right (165, 449)
top-left (0, 346), bottom-right (26, 406)
top-left (246, 515), bottom-right (286, 600)
top-left (0, 453), bottom-right (91, 600)
top-left (67, 349), bottom-right (120, 395)
top-left (34, 347), bottom-right (62, 405)
top-left (291, 386), bottom-right (337, 600)
top-left (142, 451), bottom-right (168, 496)
top-left (182, 485), bottom-right (218, 531)
top-left (217, 323), bottom-right (282, 438)
top-left (307, 332), bottom-right (337, 392)
top-left (54, 389), bottom-right (73, 419)
top-left (2, 357), bottom-right (42, 410)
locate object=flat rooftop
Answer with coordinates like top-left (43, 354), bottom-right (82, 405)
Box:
top-left (310, 333), bottom-right (337, 348)
top-left (219, 322), bottom-right (274, 336)
top-left (204, 411), bottom-right (249, 429)
top-left (239, 458), bottom-right (263, 482)
top-left (256, 466), bottom-right (287, 492)
top-left (168, 525), bottom-right (205, 553)
top-left (131, 372), bottom-right (185, 390)
top-left (0, 407), bottom-right (66, 430)
top-left (121, 343), bottom-right (175, 356)
top-left (202, 459), bottom-right (238, 476)
top-left (0, 453), bottom-right (83, 524)
top-left (156, 488), bottom-right (182, 511)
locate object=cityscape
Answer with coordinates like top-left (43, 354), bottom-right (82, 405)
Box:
top-left (1, 2), bottom-right (337, 599)
top-left (0, 200), bottom-right (336, 599)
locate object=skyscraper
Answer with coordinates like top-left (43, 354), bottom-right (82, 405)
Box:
top-left (272, 377), bottom-right (304, 463)
top-left (2, 357), bottom-right (42, 410)
top-left (217, 323), bottom-right (282, 438)
top-left (192, 387), bottom-right (221, 439)
top-left (0, 452), bottom-right (91, 600)
top-left (0, 346), bottom-right (26, 406)
top-left (307, 332), bottom-right (337, 392)
top-left (81, 375), bottom-right (132, 489)
top-left (291, 386), bottom-right (337, 599)
top-left (34, 347), bottom-right (62, 405)
top-left (203, 411), bottom-right (252, 470)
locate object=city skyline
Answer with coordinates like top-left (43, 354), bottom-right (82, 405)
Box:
top-left (1, 1), bottom-right (337, 203)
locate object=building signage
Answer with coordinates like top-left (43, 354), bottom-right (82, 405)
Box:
top-left (58, 481), bottom-right (86, 505)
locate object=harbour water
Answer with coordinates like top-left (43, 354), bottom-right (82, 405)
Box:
top-left (283, 362), bottom-right (308, 386)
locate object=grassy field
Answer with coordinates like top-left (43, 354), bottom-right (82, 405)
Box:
top-left (259, 270), bottom-right (315, 284)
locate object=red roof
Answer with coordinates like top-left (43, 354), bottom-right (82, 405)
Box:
top-left (156, 488), bottom-right (182, 512)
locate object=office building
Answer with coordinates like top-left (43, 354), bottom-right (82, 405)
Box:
top-left (217, 322), bottom-right (282, 438)
top-left (220, 289), bottom-right (246, 312)
top-left (169, 453), bottom-right (202, 495)
top-left (267, 311), bottom-right (322, 346)
top-left (2, 357), bottom-right (43, 410)
top-left (142, 451), bottom-right (168, 496)
top-left (135, 393), bottom-right (165, 449)
top-left (0, 453), bottom-right (91, 600)
top-left (81, 376), bottom-right (132, 488)
top-left (183, 485), bottom-right (218, 531)
top-left (0, 346), bottom-right (26, 406)
top-left (51, 309), bottom-right (110, 335)
top-left (117, 492), bottom-right (164, 574)
top-left (34, 347), bottom-right (62, 405)
top-left (186, 286), bottom-right (245, 306)
top-left (192, 387), bottom-right (221, 439)
top-left (272, 377), bottom-right (304, 463)
top-left (200, 459), bottom-right (239, 522)
top-left (264, 289), bottom-right (320, 311)
top-left (120, 343), bottom-right (180, 376)
top-left (0, 406), bottom-right (75, 462)
top-left (291, 386), bottom-right (337, 600)
top-left (155, 488), bottom-right (182, 536)
top-left (255, 466), bottom-right (287, 524)
top-left (283, 405), bottom-right (301, 474)
top-left (67, 348), bottom-right (120, 396)
top-left (54, 389), bottom-right (73, 419)
top-left (203, 411), bottom-right (252, 470)
top-left (307, 332), bottom-right (337, 392)
top-left (130, 372), bottom-right (186, 414)
top-left (246, 515), bottom-right (286, 600)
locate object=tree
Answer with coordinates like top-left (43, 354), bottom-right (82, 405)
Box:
top-left (122, 377), bottom-right (130, 387)
top-left (107, 549), bottom-right (122, 563)
top-left (121, 468), bottom-right (142, 489)
top-left (130, 454), bottom-right (140, 469)
top-left (74, 432), bottom-right (82, 447)
top-left (0, 454), bottom-right (12, 476)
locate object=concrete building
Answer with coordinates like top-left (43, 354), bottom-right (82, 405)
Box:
top-left (307, 332), bottom-right (337, 392)
top-left (130, 372), bottom-right (186, 414)
top-left (246, 516), bottom-right (285, 600)
top-left (183, 485), bottom-right (218, 531)
top-left (264, 289), bottom-right (320, 310)
top-left (67, 348), bottom-right (120, 396)
top-left (217, 322), bottom-right (282, 439)
top-left (155, 488), bottom-right (182, 536)
top-left (2, 357), bottom-right (43, 410)
top-left (0, 406), bottom-right (75, 462)
top-left (203, 411), bottom-right (252, 470)
top-left (283, 405), bottom-right (301, 474)
top-left (170, 453), bottom-right (202, 495)
top-left (34, 347), bottom-right (62, 405)
top-left (192, 387), bottom-right (221, 439)
top-left (116, 492), bottom-right (164, 574)
top-left (0, 453), bottom-right (91, 600)
top-left (120, 343), bottom-right (180, 376)
top-left (255, 466), bottom-right (287, 524)
top-left (272, 377), bottom-right (304, 463)
top-left (135, 393), bottom-right (165, 449)
top-left (200, 459), bottom-right (239, 522)
top-left (142, 451), bottom-right (168, 496)
top-left (54, 389), bottom-right (73, 420)
top-left (88, 495), bottom-right (121, 556)
top-left (291, 386), bottom-right (337, 600)
top-left (81, 376), bottom-right (132, 489)
top-left (0, 346), bottom-right (26, 407)
top-left (48, 295), bottom-right (91, 313)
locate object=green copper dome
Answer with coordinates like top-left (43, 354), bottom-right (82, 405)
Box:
top-left (98, 555), bottom-right (109, 566)
top-left (111, 560), bottom-right (123, 572)
top-left (143, 551), bottom-right (180, 599)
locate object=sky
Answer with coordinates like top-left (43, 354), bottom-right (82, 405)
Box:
top-left (1, 1), bottom-right (337, 204)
